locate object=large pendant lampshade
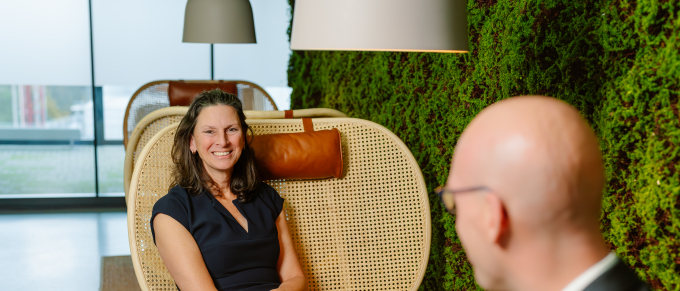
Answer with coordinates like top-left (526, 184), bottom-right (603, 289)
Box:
top-left (183, 0), bottom-right (256, 43)
top-left (290, 0), bottom-right (469, 53)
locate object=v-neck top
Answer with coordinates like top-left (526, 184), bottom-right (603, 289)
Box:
top-left (151, 183), bottom-right (284, 291)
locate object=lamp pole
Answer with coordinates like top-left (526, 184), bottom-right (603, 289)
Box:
top-left (88, 0), bottom-right (100, 197)
top-left (210, 43), bottom-right (214, 80)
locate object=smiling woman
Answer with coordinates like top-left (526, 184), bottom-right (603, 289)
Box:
top-left (170, 90), bottom-right (259, 202)
top-left (150, 90), bottom-right (307, 291)
top-left (190, 105), bottom-right (248, 196)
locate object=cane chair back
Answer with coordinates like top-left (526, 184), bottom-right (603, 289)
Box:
top-left (128, 116), bottom-right (431, 291)
top-left (123, 107), bottom-right (187, 200)
top-left (123, 80), bottom-right (277, 149)
top-left (123, 107), bottom-right (348, 201)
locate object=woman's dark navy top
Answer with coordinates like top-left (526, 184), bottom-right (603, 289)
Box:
top-left (150, 183), bottom-right (284, 291)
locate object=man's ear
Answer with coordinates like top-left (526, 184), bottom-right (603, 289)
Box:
top-left (484, 193), bottom-right (510, 247)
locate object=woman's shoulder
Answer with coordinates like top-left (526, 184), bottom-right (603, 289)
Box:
top-left (150, 185), bottom-right (193, 243)
top-left (256, 182), bottom-right (276, 193)
top-left (154, 185), bottom-right (192, 208)
top-left (253, 182), bottom-right (279, 199)
top-left (251, 183), bottom-right (284, 215)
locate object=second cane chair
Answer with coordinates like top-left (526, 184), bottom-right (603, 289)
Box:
top-left (123, 80), bottom-right (278, 149)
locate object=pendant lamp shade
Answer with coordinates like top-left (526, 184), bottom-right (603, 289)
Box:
top-left (183, 0), bottom-right (256, 43)
top-left (290, 0), bottom-right (469, 53)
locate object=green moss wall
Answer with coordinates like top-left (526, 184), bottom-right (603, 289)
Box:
top-left (286, 0), bottom-right (679, 290)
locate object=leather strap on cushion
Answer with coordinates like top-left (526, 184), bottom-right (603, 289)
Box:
top-left (302, 118), bottom-right (314, 132)
top-left (168, 81), bottom-right (238, 106)
top-left (283, 111), bottom-right (313, 131)
top-left (251, 127), bottom-right (343, 181)
top-left (284, 110), bottom-right (294, 119)
top-left (283, 111), bottom-right (313, 132)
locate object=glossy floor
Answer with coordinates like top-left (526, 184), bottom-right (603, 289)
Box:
top-left (0, 211), bottom-right (130, 291)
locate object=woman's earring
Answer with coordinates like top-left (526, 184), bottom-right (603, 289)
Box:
top-left (191, 150), bottom-right (196, 154)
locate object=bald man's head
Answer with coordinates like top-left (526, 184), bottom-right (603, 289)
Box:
top-left (446, 96), bottom-right (605, 289)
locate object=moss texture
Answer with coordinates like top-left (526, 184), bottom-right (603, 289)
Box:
top-left (286, 0), bottom-right (679, 289)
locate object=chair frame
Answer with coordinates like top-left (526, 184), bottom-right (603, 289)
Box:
top-left (123, 107), bottom-right (187, 200)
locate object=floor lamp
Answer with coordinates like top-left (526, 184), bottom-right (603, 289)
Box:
top-left (183, 0), bottom-right (257, 80)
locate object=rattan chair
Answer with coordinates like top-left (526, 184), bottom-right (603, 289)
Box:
top-left (123, 107), bottom-right (348, 201)
top-left (127, 113), bottom-right (432, 291)
top-left (123, 80), bottom-right (277, 149)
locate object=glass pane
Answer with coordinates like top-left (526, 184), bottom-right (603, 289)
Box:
top-left (102, 86), bottom-right (135, 141)
top-left (0, 86), bottom-right (95, 198)
top-left (0, 0), bottom-right (92, 86)
top-left (0, 0), bottom-right (95, 198)
top-left (214, 0), bottom-right (292, 110)
top-left (96, 145), bottom-right (125, 197)
top-left (91, 0), bottom-right (211, 196)
top-left (92, 0), bottom-right (210, 87)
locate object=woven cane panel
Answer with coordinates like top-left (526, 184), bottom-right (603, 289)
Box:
top-left (132, 115), bottom-right (184, 168)
top-left (132, 128), bottom-right (178, 291)
top-left (127, 83), bottom-right (171, 142)
top-left (251, 121), bottom-right (429, 291)
top-left (237, 84), bottom-right (276, 111)
top-left (131, 120), bottom-right (428, 291)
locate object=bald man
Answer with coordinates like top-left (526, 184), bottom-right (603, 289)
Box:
top-left (440, 96), bottom-right (650, 291)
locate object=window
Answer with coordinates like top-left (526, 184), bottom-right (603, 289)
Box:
top-left (92, 0), bottom-right (210, 196)
top-left (214, 0), bottom-right (292, 109)
top-left (0, 0), bottom-right (95, 198)
top-left (0, 0), bottom-right (292, 199)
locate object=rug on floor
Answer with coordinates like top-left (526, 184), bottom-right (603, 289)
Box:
top-left (100, 255), bottom-right (141, 291)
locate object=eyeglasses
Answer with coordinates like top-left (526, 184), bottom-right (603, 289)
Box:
top-left (435, 185), bottom-right (491, 215)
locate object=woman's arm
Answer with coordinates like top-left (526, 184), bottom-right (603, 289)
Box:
top-left (154, 213), bottom-right (218, 291)
top-left (272, 213), bottom-right (307, 291)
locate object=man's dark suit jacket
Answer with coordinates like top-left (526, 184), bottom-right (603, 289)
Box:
top-left (584, 258), bottom-right (651, 291)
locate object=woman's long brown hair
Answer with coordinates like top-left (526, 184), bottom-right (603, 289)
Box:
top-left (169, 89), bottom-right (260, 202)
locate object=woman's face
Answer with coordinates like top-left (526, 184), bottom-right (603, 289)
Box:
top-left (190, 105), bottom-right (245, 178)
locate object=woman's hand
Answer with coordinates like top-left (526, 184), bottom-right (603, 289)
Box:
top-left (274, 213), bottom-right (308, 291)
top-left (269, 274), bottom-right (307, 291)
top-left (269, 276), bottom-right (307, 291)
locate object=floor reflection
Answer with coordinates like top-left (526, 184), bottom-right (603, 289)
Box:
top-left (0, 211), bottom-right (129, 291)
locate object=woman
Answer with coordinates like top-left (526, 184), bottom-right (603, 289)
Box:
top-left (150, 90), bottom-right (307, 291)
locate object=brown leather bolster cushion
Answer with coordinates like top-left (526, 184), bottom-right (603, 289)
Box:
top-left (250, 128), bottom-right (343, 180)
top-left (168, 81), bottom-right (238, 106)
